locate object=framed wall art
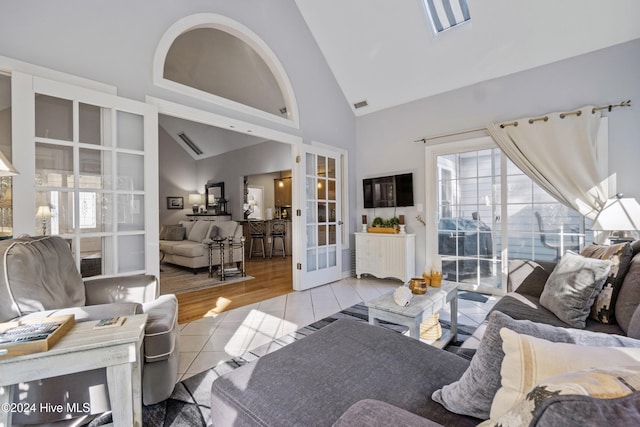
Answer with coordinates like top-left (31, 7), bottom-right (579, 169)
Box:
top-left (167, 196), bottom-right (184, 210)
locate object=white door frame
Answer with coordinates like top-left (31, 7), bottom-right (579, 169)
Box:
top-left (146, 96), bottom-right (306, 286)
top-left (291, 143), bottom-right (343, 290)
top-left (12, 72), bottom-right (159, 278)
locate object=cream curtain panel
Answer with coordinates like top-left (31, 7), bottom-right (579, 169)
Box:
top-left (487, 106), bottom-right (607, 219)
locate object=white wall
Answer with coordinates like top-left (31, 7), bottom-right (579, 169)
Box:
top-left (158, 126), bottom-right (198, 225)
top-left (356, 39), bottom-right (640, 275)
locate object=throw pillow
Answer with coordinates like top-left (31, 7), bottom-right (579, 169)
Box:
top-left (159, 224), bottom-right (169, 240)
top-left (179, 220), bottom-right (195, 237)
top-left (187, 220), bottom-right (211, 242)
top-left (208, 224), bottom-right (218, 239)
top-left (490, 328), bottom-right (640, 419)
top-left (581, 242), bottom-right (633, 323)
top-left (165, 225), bottom-right (185, 241)
top-left (539, 251), bottom-right (611, 328)
top-left (216, 221), bottom-right (239, 239)
top-left (615, 253), bottom-right (640, 335)
top-left (431, 311), bottom-right (640, 420)
top-left (478, 366), bottom-right (640, 427)
top-left (628, 307), bottom-right (640, 340)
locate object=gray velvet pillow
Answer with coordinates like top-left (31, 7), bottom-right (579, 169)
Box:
top-left (616, 254), bottom-right (640, 335)
top-left (628, 307), bottom-right (640, 339)
top-left (533, 392), bottom-right (640, 427)
top-left (165, 226), bottom-right (185, 241)
top-left (540, 251), bottom-right (611, 328)
top-left (431, 311), bottom-right (640, 420)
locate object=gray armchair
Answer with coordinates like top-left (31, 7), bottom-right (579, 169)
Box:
top-left (0, 235), bottom-right (179, 425)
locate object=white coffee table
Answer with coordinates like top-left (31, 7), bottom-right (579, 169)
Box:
top-left (0, 314), bottom-right (148, 427)
top-left (366, 281), bottom-right (458, 348)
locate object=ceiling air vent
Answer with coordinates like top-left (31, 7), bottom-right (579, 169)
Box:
top-left (178, 132), bottom-right (203, 155)
top-left (353, 100), bottom-right (368, 109)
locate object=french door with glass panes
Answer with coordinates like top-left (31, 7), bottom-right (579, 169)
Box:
top-left (13, 73), bottom-right (158, 279)
top-left (426, 136), bottom-right (588, 294)
top-left (294, 145), bottom-right (342, 290)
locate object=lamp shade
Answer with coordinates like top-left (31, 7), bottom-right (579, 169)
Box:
top-left (591, 195), bottom-right (640, 231)
top-left (35, 205), bottom-right (51, 219)
top-left (0, 149), bottom-right (18, 177)
top-left (188, 194), bottom-right (202, 205)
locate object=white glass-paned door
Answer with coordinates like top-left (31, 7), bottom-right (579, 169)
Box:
top-left (427, 137), bottom-right (589, 294)
top-left (27, 76), bottom-right (158, 278)
top-left (294, 145), bottom-right (342, 290)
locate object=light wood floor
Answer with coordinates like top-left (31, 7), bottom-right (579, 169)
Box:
top-left (166, 256), bottom-right (293, 324)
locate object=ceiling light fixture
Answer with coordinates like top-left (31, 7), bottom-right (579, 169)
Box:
top-left (178, 132), bottom-right (203, 155)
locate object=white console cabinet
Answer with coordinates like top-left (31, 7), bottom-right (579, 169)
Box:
top-left (355, 232), bottom-right (415, 283)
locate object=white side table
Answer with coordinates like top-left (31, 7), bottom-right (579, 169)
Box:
top-left (366, 281), bottom-right (458, 348)
top-left (0, 314), bottom-right (148, 427)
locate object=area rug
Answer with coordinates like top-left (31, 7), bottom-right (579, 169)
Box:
top-left (458, 291), bottom-right (490, 303)
top-left (159, 262), bottom-right (254, 295)
top-left (89, 304), bottom-right (478, 426)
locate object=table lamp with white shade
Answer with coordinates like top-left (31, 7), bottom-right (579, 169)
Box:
top-left (36, 205), bottom-right (51, 235)
top-left (591, 193), bottom-right (640, 243)
top-left (188, 194), bottom-right (202, 213)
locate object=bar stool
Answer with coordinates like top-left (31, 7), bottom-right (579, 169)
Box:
top-left (270, 219), bottom-right (286, 258)
top-left (248, 220), bottom-right (266, 259)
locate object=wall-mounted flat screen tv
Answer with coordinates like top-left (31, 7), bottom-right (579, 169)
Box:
top-left (363, 173), bottom-right (414, 208)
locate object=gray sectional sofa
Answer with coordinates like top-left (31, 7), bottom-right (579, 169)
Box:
top-left (210, 240), bottom-right (640, 426)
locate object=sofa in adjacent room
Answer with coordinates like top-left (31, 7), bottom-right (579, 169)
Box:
top-left (210, 240), bottom-right (640, 426)
top-left (159, 220), bottom-right (243, 271)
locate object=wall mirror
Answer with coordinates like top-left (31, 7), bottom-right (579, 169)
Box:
top-left (205, 181), bottom-right (225, 213)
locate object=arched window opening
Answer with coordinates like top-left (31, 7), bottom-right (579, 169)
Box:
top-left (154, 14), bottom-right (299, 127)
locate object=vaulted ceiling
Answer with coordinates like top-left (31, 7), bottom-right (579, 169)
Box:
top-left (161, 1), bottom-right (640, 158)
top-left (295, 0), bottom-right (640, 115)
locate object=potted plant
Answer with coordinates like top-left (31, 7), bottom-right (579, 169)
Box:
top-left (369, 216), bottom-right (400, 233)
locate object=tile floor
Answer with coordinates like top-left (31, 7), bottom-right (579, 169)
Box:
top-left (177, 276), bottom-right (501, 381)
